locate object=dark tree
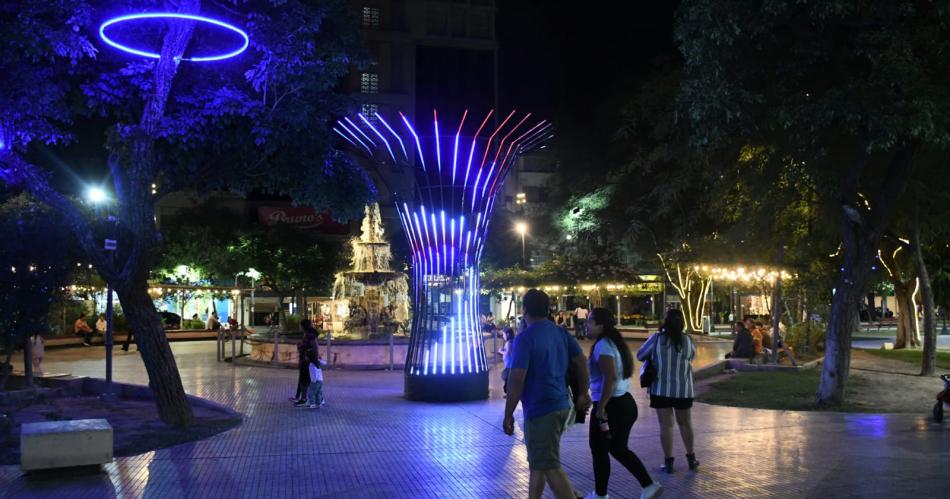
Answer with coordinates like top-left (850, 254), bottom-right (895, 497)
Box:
top-left (0, 194), bottom-right (76, 390)
top-left (0, 1), bottom-right (371, 424)
top-left (221, 225), bottom-right (345, 328)
top-left (675, 0), bottom-right (950, 405)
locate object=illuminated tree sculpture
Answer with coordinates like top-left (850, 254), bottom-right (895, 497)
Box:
top-left (338, 110), bottom-right (551, 401)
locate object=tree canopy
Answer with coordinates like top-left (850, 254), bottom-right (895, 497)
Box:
top-left (0, 0), bottom-right (372, 424)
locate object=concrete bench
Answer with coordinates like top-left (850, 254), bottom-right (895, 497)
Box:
top-left (21, 418), bottom-right (113, 471)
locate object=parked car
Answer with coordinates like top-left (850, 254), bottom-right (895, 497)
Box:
top-left (159, 311), bottom-right (182, 330)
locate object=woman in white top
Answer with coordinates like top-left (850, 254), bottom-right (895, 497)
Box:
top-left (499, 326), bottom-right (515, 395)
top-left (585, 308), bottom-right (662, 499)
top-left (637, 308), bottom-right (698, 474)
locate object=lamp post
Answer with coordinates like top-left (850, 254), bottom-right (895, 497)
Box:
top-left (87, 186), bottom-right (115, 401)
top-left (242, 268), bottom-right (261, 327)
top-left (515, 222), bottom-right (527, 268)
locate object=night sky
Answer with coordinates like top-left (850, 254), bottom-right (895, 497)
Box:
top-left (31, 2), bottom-right (680, 197)
top-left (497, 1), bottom-right (679, 178)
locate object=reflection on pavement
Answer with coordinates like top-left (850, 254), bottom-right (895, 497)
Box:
top-left (2, 341), bottom-right (946, 498)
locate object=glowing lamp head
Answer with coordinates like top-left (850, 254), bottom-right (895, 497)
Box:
top-left (515, 222), bottom-right (527, 236)
top-left (86, 187), bottom-right (107, 204)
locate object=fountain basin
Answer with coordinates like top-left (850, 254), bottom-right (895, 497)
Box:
top-left (244, 333), bottom-right (497, 370)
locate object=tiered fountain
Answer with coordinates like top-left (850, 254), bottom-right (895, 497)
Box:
top-left (331, 203), bottom-right (409, 339)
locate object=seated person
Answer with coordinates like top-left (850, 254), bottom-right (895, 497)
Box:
top-left (206, 312), bottom-right (221, 332)
top-left (726, 321), bottom-right (755, 358)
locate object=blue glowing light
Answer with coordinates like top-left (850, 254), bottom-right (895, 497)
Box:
top-left (337, 109), bottom-right (549, 380)
top-left (99, 12), bottom-right (249, 62)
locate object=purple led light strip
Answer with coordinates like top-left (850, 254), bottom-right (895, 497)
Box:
top-left (337, 110), bottom-right (549, 376)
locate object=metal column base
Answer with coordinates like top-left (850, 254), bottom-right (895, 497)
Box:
top-left (404, 370), bottom-right (489, 402)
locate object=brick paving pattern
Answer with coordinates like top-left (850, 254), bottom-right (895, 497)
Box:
top-left (1, 342), bottom-right (947, 498)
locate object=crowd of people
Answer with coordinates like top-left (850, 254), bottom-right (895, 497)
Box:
top-left (67, 308), bottom-right (243, 354)
top-left (726, 318), bottom-right (797, 365)
top-left (502, 288), bottom-right (697, 499)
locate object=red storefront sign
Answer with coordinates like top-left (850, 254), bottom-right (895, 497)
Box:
top-left (258, 207), bottom-right (348, 233)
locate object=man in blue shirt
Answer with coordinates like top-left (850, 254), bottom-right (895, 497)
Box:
top-left (504, 289), bottom-right (591, 499)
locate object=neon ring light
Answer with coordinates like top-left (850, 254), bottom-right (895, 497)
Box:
top-left (99, 13), bottom-right (249, 62)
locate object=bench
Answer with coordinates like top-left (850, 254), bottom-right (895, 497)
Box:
top-left (876, 317), bottom-right (898, 331)
top-left (20, 418), bottom-right (113, 471)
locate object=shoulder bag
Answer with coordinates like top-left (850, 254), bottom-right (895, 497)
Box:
top-left (639, 334), bottom-right (659, 388)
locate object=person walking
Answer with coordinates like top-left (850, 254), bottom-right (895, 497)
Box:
top-left (503, 289), bottom-right (591, 499)
top-left (121, 326), bottom-right (135, 351)
top-left (574, 304), bottom-right (589, 339)
top-left (74, 313), bottom-right (93, 346)
top-left (585, 308), bottom-right (662, 499)
top-left (30, 333), bottom-right (44, 374)
top-left (637, 309), bottom-right (698, 474)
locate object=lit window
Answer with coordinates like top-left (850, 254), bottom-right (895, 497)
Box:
top-left (360, 73), bottom-right (379, 93)
top-left (361, 7), bottom-right (380, 28)
top-left (515, 192), bottom-right (526, 205)
top-left (361, 103), bottom-right (379, 120)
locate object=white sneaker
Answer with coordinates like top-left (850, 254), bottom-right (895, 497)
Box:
top-left (584, 493), bottom-right (608, 499)
top-left (308, 404), bottom-right (319, 409)
top-left (640, 482), bottom-right (663, 499)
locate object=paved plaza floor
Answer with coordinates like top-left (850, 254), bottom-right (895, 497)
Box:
top-left (1, 341), bottom-right (947, 498)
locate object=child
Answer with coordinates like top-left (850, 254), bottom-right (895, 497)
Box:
top-left (499, 327), bottom-right (515, 395)
top-left (307, 357), bottom-right (326, 409)
top-left (30, 333), bottom-right (44, 374)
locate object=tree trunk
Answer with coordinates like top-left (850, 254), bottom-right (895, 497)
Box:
top-left (912, 209), bottom-right (937, 375)
top-left (817, 227), bottom-right (876, 405)
top-left (893, 281), bottom-right (919, 349)
top-left (770, 240), bottom-right (784, 364)
top-left (116, 284), bottom-right (194, 426)
top-left (818, 142), bottom-right (919, 406)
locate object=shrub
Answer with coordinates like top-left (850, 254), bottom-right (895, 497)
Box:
top-left (182, 319), bottom-right (205, 330)
top-left (785, 321), bottom-right (827, 354)
top-left (112, 314), bottom-right (128, 332)
top-left (283, 314), bottom-right (301, 333)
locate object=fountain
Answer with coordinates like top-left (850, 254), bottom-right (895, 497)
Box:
top-left (331, 203), bottom-right (409, 339)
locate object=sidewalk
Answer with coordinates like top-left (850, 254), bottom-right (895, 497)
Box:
top-left (2, 341), bottom-right (947, 498)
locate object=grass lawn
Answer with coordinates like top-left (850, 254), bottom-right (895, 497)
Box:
top-left (861, 348), bottom-right (950, 370)
top-left (696, 369), bottom-right (870, 412)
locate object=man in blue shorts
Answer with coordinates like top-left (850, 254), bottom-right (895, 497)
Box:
top-left (504, 289), bottom-right (591, 499)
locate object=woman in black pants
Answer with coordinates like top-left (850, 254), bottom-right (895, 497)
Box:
top-left (291, 320), bottom-right (319, 406)
top-left (584, 308), bottom-right (663, 499)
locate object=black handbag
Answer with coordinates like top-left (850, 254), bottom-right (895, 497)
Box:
top-left (639, 336), bottom-right (658, 388)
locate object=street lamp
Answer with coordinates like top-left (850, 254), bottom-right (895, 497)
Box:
top-left (515, 222), bottom-right (527, 268)
top-left (243, 268), bottom-right (260, 326)
top-left (86, 186), bottom-right (107, 204)
top-left (86, 186), bottom-right (116, 401)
